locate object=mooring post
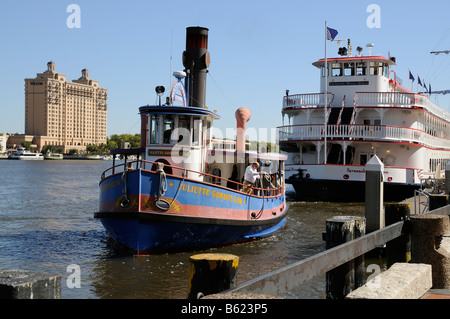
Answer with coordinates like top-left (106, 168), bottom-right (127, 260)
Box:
top-left (410, 214), bottom-right (450, 289)
top-left (429, 194), bottom-right (449, 211)
top-left (325, 216), bottom-right (366, 299)
top-left (0, 269), bottom-right (61, 299)
top-left (365, 155), bottom-right (385, 234)
top-left (445, 160), bottom-right (450, 195)
top-left (385, 203), bottom-right (411, 267)
top-left (187, 253), bottom-right (239, 299)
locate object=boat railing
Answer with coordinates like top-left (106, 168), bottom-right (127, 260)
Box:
top-left (101, 159), bottom-right (285, 197)
top-left (283, 93), bottom-right (334, 109)
top-left (278, 124), bottom-right (450, 150)
top-left (354, 92), bottom-right (449, 119)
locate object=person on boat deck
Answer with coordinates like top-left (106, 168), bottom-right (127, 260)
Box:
top-left (242, 162), bottom-right (261, 194)
top-left (163, 122), bottom-right (175, 144)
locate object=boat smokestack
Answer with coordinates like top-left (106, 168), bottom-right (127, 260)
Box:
top-left (183, 26), bottom-right (210, 108)
top-left (235, 107), bottom-right (251, 161)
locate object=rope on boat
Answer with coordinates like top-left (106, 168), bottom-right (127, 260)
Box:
top-left (155, 162), bottom-right (186, 211)
top-left (157, 162), bottom-right (167, 197)
top-left (120, 168), bottom-right (130, 207)
top-left (252, 172), bottom-right (269, 219)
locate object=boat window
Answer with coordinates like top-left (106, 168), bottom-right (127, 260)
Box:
top-left (344, 62), bottom-right (355, 76)
top-left (383, 63), bottom-right (390, 78)
top-left (177, 115), bottom-right (191, 144)
top-left (378, 63), bottom-right (385, 76)
top-left (149, 114), bottom-right (160, 144)
top-left (163, 115), bottom-right (175, 144)
top-left (369, 62), bottom-right (378, 75)
top-left (331, 63), bottom-right (342, 77)
top-left (321, 66), bottom-right (329, 77)
top-left (356, 62), bottom-right (366, 75)
top-left (192, 117), bottom-right (201, 146)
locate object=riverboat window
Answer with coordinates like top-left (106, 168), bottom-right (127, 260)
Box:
top-left (384, 64), bottom-right (389, 78)
top-left (332, 63), bottom-right (342, 77)
top-left (344, 62), bottom-right (355, 76)
top-left (149, 114), bottom-right (160, 144)
top-left (163, 115), bottom-right (175, 144)
top-left (192, 117), bottom-right (201, 146)
top-left (321, 66), bottom-right (329, 77)
top-left (356, 62), bottom-right (366, 75)
top-left (177, 115), bottom-right (191, 144)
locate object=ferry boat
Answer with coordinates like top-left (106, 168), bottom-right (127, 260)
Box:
top-left (94, 27), bottom-right (287, 254)
top-left (278, 41), bottom-right (450, 202)
top-left (44, 151), bottom-right (63, 160)
top-left (8, 147), bottom-right (44, 160)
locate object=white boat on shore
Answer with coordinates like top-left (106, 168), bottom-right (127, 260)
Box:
top-left (278, 38), bottom-right (450, 202)
top-left (8, 147), bottom-right (44, 160)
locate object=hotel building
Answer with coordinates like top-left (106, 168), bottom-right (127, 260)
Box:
top-left (24, 61), bottom-right (107, 153)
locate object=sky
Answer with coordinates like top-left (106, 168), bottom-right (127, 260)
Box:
top-left (1, 0), bottom-right (450, 140)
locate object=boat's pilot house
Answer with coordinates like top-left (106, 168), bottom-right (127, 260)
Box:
top-left (148, 114), bottom-right (206, 146)
top-left (321, 61), bottom-right (390, 78)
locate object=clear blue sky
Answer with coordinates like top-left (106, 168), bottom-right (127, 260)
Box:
top-left (1, 0), bottom-right (450, 139)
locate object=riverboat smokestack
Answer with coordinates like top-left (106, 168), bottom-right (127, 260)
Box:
top-left (183, 27), bottom-right (210, 108)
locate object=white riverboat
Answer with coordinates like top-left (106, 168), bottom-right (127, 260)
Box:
top-left (278, 46), bottom-right (450, 202)
top-left (8, 147), bottom-right (44, 160)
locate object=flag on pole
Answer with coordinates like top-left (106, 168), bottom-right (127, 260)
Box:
top-left (326, 27), bottom-right (338, 41)
top-left (418, 76), bottom-right (422, 86)
top-left (429, 84), bottom-right (431, 94)
top-left (409, 70), bottom-right (415, 82)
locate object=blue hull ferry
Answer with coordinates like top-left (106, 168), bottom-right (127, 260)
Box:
top-left (95, 27), bottom-right (287, 254)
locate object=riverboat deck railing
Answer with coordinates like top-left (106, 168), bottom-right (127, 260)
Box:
top-left (354, 92), bottom-right (449, 120)
top-left (101, 159), bottom-right (285, 197)
top-left (283, 93), bottom-right (334, 109)
top-left (278, 124), bottom-right (450, 150)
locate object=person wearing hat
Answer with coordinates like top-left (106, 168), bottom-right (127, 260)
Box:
top-left (242, 161), bottom-right (261, 194)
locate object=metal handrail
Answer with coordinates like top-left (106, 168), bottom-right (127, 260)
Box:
top-left (100, 159), bottom-right (285, 197)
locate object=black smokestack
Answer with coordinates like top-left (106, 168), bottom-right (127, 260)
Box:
top-left (183, 27), bottom-right (210, 108)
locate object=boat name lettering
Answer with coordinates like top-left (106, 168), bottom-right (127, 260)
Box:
top-left (329, 81), bottom-right (369, 86)
top-left (346, 168), bottom-right (389, 174)
top-left (101, 179), bottom-right (121, 192)
top-left (177, 183), bottom-right (243, 204)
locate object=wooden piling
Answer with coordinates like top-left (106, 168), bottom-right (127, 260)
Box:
top-left (429, 194), bottom-right (449, 211)
top-left (410, 214), bottom-right (450, 289)
top-left (325, 216), bottom-right (366, 299)
top-left (0, 269), bottom-right (61, 299)
top-left (385, 203), bottom-right (411, 267)
top-left (187, 253), bottom-right (239, 299)
top-left (365, 155), bottom-right (385, 233)
top-left (445, 160), bottom-right (450, 195)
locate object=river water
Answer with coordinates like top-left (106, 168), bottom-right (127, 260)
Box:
top-left (0, 160), bottom-right (368, 299)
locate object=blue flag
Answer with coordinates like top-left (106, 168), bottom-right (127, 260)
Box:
top-left (418, 76), bottom-right (422, 86)
top-left (409, 71), bottom-right (415, 82)
top-left (429, 84), bottom-right (431, 94)
top-left (326, 27), bottom-right (338, 41)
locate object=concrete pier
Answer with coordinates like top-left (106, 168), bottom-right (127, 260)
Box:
top-left (346, 263), bottom-right (432, 299)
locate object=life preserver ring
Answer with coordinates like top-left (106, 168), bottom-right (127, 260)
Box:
top-left (305, 173), bottom-right (310, 179)
top-left (343, 174), bottom-right (349, 180)
top-left (388, 176), bottom-right (393, 181)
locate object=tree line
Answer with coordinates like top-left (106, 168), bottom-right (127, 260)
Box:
top-left (38, 134), bottom-right (141, 155)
